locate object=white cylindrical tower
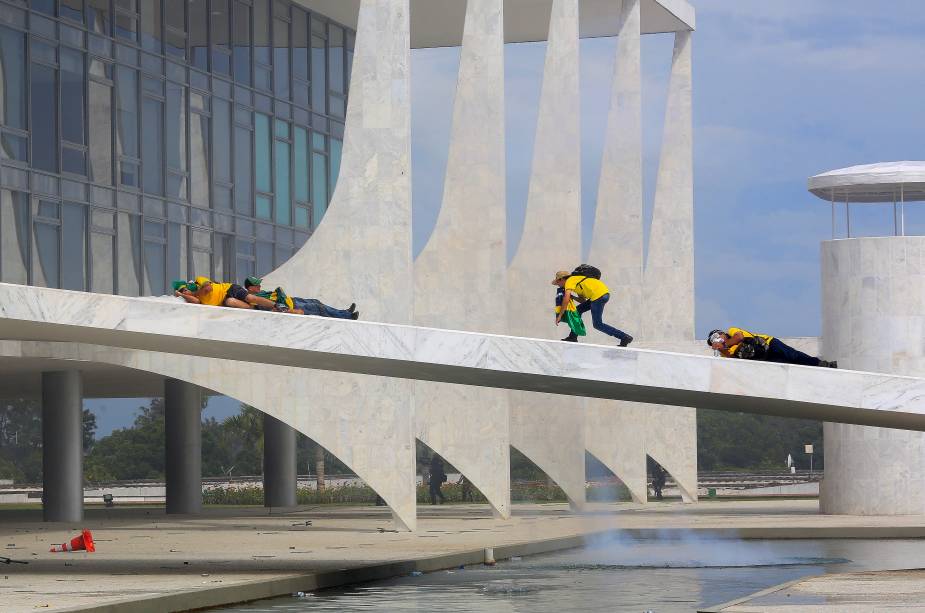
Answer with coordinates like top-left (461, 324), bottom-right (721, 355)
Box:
top-left (811, 162), bottom-right (925, 515)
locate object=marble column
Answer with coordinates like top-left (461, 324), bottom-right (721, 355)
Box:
top-left (165, 378), bottom-right (202, 515)
top-left (507, 0), bottom-right (585, 508)
top-left (583, 0), bottom-right (648, 504)
top-left (413, 0), bottom-right (511, 518)
top-left (263, 414), bottom-right (297, 508)
top-left (821, 237), bottom-right (925, 515)
top-left (41, 370), bottom-right (84, 522)
top-left (263, 0), bottom-right (417, 530)
top-left (641, 29), bottom-right (697, 503)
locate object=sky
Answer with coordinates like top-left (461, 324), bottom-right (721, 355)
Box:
top-left (88, 0), bottom-right (925, 436)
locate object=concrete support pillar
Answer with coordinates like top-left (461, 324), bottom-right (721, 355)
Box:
top-left (42, 370), bottom-right (84, 522)
top-left (821, 237), bottom-right (925, 515)
top-left (508, 0), bottom-right (585, 509)
top-left (263, 414), bottom-right (297, 508)
top-left (414, 0), bottom-right (511, 519)
top-left (165, 378), bottom-right (202, 515)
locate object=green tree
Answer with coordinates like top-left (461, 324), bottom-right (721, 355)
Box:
top-left (85, 398), bottom-right (166, 481)
top-left (697, 409), bottom-right (822, 471)
top-left (202, 405), bottom-right (264, 477)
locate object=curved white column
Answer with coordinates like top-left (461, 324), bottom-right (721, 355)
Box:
top-left (264, 0), bottom-right (417, 530)
top-left (642, 29), bottom-right (697, 503)
top-left (821, 237), bottom-right (925, 515)
top-left (583, 0), bottom-right (648, 505)
top-left (413, 0), bottom-right (510, 518)
top-left (507, 0), bottom-right (585, 508)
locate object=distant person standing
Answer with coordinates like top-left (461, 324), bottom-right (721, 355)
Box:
top-left (429, 454), bottom-right (447, 505)
top-left (555, 266), bottom-right (633, 347)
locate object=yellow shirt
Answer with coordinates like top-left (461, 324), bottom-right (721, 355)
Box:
top-left (564, 276), bottom-right (610, 302)
top-left (724, 327), bottom-right (774, 357)
top-left (194, 276), bottom-right (232, 306)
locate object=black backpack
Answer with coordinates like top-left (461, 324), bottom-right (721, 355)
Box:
top-left (571, 264), bottom-right (602, 280)
top-left (733, 336), bottom-right (769, 360)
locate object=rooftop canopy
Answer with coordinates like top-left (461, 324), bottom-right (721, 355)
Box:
top-left (299, 0), bottom-right (695, 49)
top-left (808, 162), bottom-right (925, 204)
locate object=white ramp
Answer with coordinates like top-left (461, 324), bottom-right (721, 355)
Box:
top-left (1, 283), bottom-right (924, 431)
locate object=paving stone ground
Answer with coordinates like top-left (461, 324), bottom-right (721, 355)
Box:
top-left (3, 499), bottom-right (925, 613)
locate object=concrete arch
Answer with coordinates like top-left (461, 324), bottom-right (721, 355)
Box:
top-left (0, 340), bottom-right (418, 529)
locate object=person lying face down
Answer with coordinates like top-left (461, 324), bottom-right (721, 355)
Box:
top-left (708, 327), bottom-right (836, 368)
top-left (243, 277), bottom-right (359, 320)
top-left (173, 276), bottom-right (280, 311)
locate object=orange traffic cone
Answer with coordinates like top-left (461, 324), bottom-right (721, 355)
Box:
top-left (50, 529), bottom-right (95, 553)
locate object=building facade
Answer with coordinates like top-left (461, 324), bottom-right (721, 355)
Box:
top-left (0, 0), bottom-right (352, 295)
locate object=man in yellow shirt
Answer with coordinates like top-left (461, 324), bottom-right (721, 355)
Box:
top-left (554, 270), bottom-right (633, 347)
top-left (708, 327), bottom-right (836, 368)
top-left (174, 276), bottom-right (277, 310)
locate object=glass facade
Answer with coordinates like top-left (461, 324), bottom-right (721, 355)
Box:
top-left (0, 0), bottom-right (351, 295)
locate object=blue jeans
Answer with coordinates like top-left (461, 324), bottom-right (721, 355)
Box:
top-left (765, 338), bottom-right (821, 367)
top-left (292, 297), bottom-right (352, 319)
top-left (576, 293), bottom-right (631, 342)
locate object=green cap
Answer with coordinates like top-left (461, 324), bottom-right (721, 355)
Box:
top-left (244, 276), bottom-right (263, 287)
top-left (172, 280), bottom-right (199, 292)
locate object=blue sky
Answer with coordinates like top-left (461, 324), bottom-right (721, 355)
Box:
top-left (89, 1), bottom-right (925, 436)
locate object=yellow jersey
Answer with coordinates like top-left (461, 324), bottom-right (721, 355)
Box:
top-left (564, 276), bottom-right (610, 302)
top-left (724, 327), bottom-right (774, 357)
top-left (194, 276), bottom-right (232, 306)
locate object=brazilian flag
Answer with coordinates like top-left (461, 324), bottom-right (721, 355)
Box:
top-left (564, 310), bottom-right (586, 337)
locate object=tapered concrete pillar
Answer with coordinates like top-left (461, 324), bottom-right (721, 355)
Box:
top-left (42, 371), bottom-right (84, 522)
top-left (414, 0), bottom-right (511, 519)
top-left (165, 378), bottom-right (202, 514)
top-left (263, 414), bottom-right (297, 508)
top-left (508, 0), bottom-right (585, 509)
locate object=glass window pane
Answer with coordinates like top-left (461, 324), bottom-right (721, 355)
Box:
top-left (33, 222), bottom-right (60, 288)
top-left (330, 137), bottom-right (342, 197)
top-left (167, 222), bottom-right (187, 282)
top-left (294, 206), bottom-right (308, 228)
top-left (234, 126), bottom-right (252, 215)
top-left (254, 113), bottom-right (271, 192)
top-left (254, 0), bottom-right (270, 65)
top-left (141, 0), bottom-right (162, 52)
top-left (0, 27), bottom-right (27, 130)
top-left (255, 194), bottom-right (270, 219)
top-left (1, 132), bottom-right (27, 161)
top-left (232, 0), bottom-right (251, 86)
top-left (116, 67), bottom-right (139, 158)
top-left (329, 25), bottom-right (344, 94)
top-left (294, 127), bottom-right (308, 202)
top-left (166, 83), bottom-right (187, 172)
top-left (62, 147), bottom-right (87, 175)
top-left (120, 160), bottom-right (139, 187)
top-left (274, 139), bottom-right (289, 225)
top-left (165, 0), bottom-right (185, 31)
top-left (115, 13), bottom-right (138, 42)
top-left (61, 202), bottom-right (87, 291)
top-left (87, 0), bottom-right (111, 35)
top-left (213, 99), bottom-right (231, 182)
top-left (33, 0), bottom-right (55, 16)
top-left (292, 10), bottom-right (307, 81)
top-left (312, 151), bottom-right (326, 226)
top-left (274, 119), bottom-right (289, 139)
top-left (89, 81), bottom-right (113, 185)
top-left (192, 248), bottom-right (210, 278)
top-left (142, 97), bottom-right (164, 195)
top-left (90, 231), bottom-right (115, 293)
top-left (117, 212), bottom-right (142, 295)
top-left (189, 0), bottom-right (208, 70)
top-left (211, 0), bottom-right (230, 75)
top-left (31, 63), bottom-right (58, 173)
top-left (256, 240), bottom-right (272, 275)
top-left (273, 18), bottom-right (289, 99)
top-left (311, 35), bottom-right (325, 111)
top-left (61, 49), bottom-right (86, 146)
top-left (0, 190), bottom-right (29, 284)
top-left (143, 239), bottom-right (166, 295)
top-left (190, 112), bottom-right (210, 207)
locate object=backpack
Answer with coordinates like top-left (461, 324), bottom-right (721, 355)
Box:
top-left (571, 264), bottom-right (601, 280)
top-left (733, 335), bottom-right (769, 360)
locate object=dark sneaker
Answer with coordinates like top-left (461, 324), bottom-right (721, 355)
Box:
top-left (826, 360), bottom-right (838, 368)
top-left (348, 303), bottom-right (357, 313)
top-left (619, 335), bottom-right (634, 348)
top-left (561, 335), bottom-right (578, 342)
top-left (351, 311), bottom-right (359, 320)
